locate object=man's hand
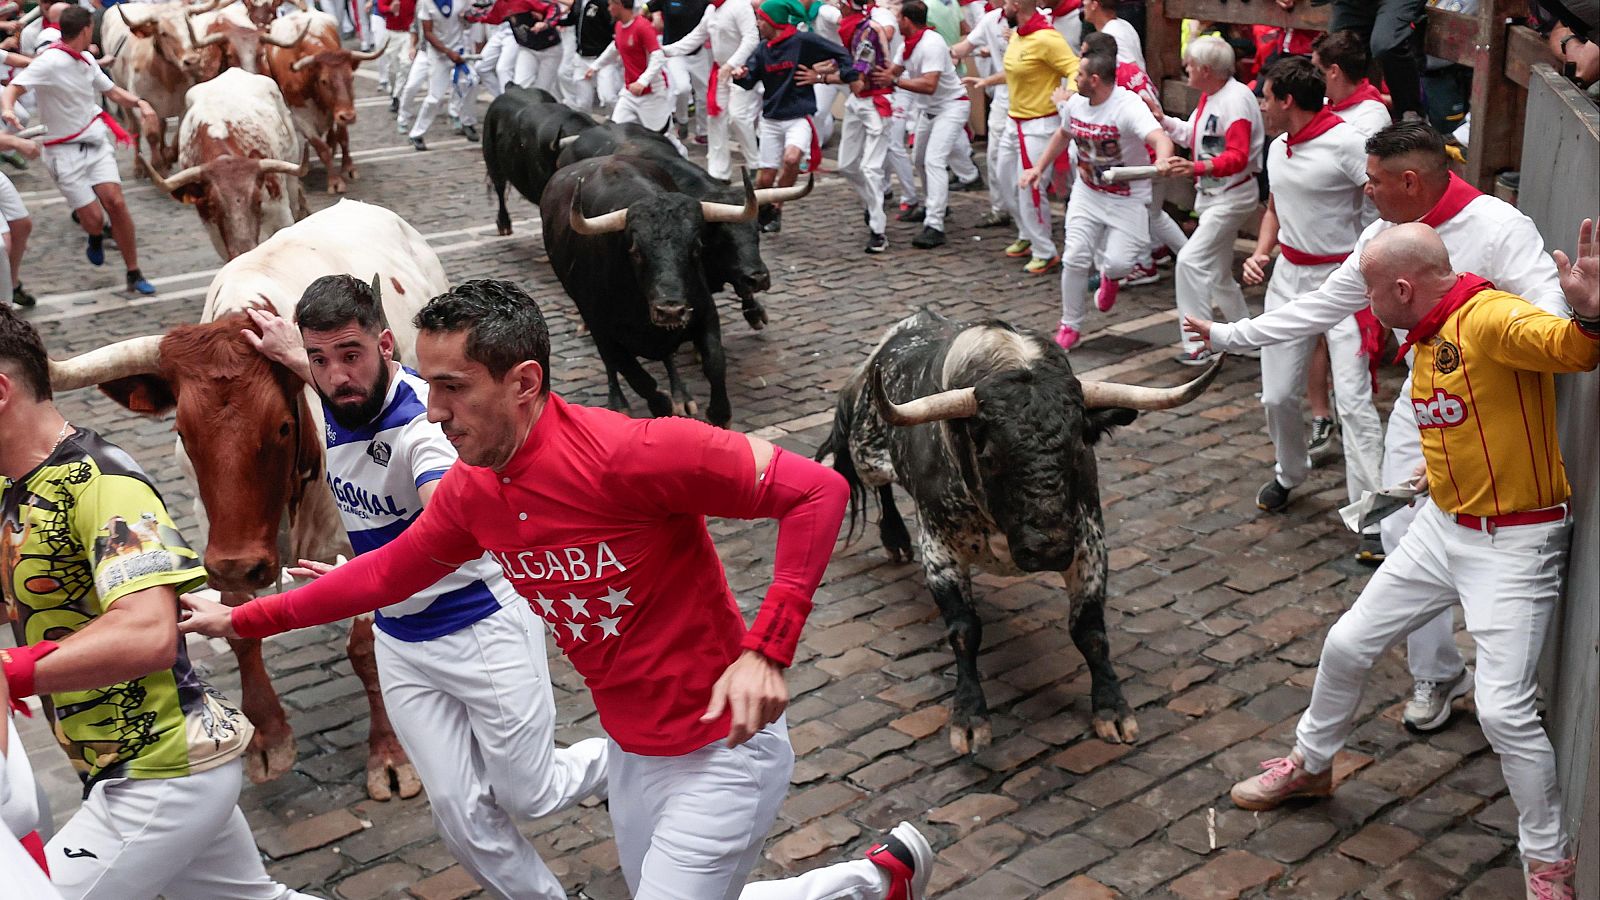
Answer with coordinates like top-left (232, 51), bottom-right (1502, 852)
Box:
top-left (1241, 251), bottom-right (1272, 286)
top-left (583, 66), bottom-right (597, 80)
top-left (730, 65), bottom-right (748, 80)
top-left (1553, 217), bottom-right (1598, 319)
top-left (627, 81), bottom-right (647, 96)
top-left (960, 74), bottom-right (983, 89)
top-left (1140, 92), bottom-right (1163, 119)
top-left (1182, 315), bottom-right (1214, 348)
top-left (794, 64), bottom-right (822, 86)
top-left (179, 593), bottom-right (241, 640)
top-left (242, 307), bottom-right (305, 368)
top-left (1162, 156), bottom-right (1195, 179)
top-left (1, 107), bottom-right (21, 131)
top-left (1051, 84), bottom-right (1073, 106)
top-left (1018, 166), bottom-right (1041, 190)
top-left (287, 557), bottom-right (346, 581)
top-left (811, 59), bottom-right (838, 75)
top-left (869, 64), bottom-right (894, 88)
top-left (701, 649), bottom-right (787, 747)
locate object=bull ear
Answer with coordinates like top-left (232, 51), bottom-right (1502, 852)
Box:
top-left (100, 375), bottom-right (177, 416)
top-left (1082, 407), bottom-right (1137, 446)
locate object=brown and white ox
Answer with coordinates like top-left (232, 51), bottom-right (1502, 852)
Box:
top-left (46, 199), bottom-right (448, 800)
top-left (186, 1), bottom-right (314, 79)
top-left (263, 11), bottom-right (385, 193)
top-left (142, 69), bottom-right (311, 261)
top-left (101, 1), bottom-right (207, 172)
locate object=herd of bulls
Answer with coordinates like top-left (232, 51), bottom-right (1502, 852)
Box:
top-left (41, 61), bottom-right (1230, 798)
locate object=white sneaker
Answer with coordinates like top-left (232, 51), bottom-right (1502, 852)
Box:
top-left (1404, 666), bottom-right (1472, 732)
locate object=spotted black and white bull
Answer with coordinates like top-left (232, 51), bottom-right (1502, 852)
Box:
top-left (818, 310), bottom-right (1224, 752)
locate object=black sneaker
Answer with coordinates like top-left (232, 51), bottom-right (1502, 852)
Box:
top-left (461, 124), bottom-right (480, 142)
top-left (863, 822), bottom-right (933, 900)
top-left (760, 208), bottom-right (782, 234)
top-left (896, 203), bottom-right (925, 223)
top-left (910, 226), bottom-right (945, 249)
top-left (1355, 533), bottom-right (1386, 567)
top-left (11, 283), bottom-right (34, 308)
top-left (1256, 478), bottom-right (1292, 513)
top-left (951, 174), bottom-right (985, 193)
top-left (1308, 416), bottom-right (1337, 464)
top-left (389, 96), bottom-right (400, 114)
top-left (865, 233), bottom-right (887, 254)
top-left (410, 136), bottom-right (428, 152)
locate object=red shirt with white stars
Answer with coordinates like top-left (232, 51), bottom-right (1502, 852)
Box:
top-left (234, 394), bottom-right (847, 756)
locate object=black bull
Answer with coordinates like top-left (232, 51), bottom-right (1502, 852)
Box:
top-left (818, 309), bottom-right (1225, 753)
top-left (556, 122), bottom-right (780, 330)
top-left (483, 86), bottom-right (594, 235)
top-left (541, 157), bottom-right (775, 427)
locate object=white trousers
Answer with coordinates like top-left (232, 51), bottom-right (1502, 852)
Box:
top-left (402, 48), bottom-right (478, 137)
top-left (376, 601), bottom-right (609, 900)
top-left (1294, 499), bottom-right (1570, 861)
top-left (47, 761), bottom-right (311, 900)
top-left (566, 57), bottom-right (622, 111)
top-left (885, 92), bottom-right (919, 205)
top-left (810, 81), bottom-right (840, 147)
top-left (378, 26), bottom-right (412, 95)
top-left (1381, 378), bottom-right (1468, 682)
top-left (707, 75), bottom-right (763, 180)
top-left (913, 101), bottom-right (978, 231)
top-left (611, 718), bottom-right (893, 900)
top-left (614, 88), bottom-right (688, 156)
top-left (1258, 258), bottom-right (1384, 501)
top-left (984, 93), bottom-right (1018, 225)
top-left (478, 24), bottom-right (515, 97)
top-left (1059, 193), bottom-right (1149, 330)
top-left (1174, 185), bottom-right (1256, 352)
top-left (839, 96), bottom-right (891, 234)
top-left (1009, 115), bottom-right (1060, 260)
top-left (509, 44), bottom-right (564, 94)
top-left (1147, 176), bottom-right (1187, 255)
top-left (669, 51), bottom-right (712, 136)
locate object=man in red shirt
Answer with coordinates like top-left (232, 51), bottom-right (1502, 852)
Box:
top-left (181, 281), bottom-right (933, 899)
top-left (375, 0), bottom-right (418, 112)
top-left (586, 0), bottom-right (687, 155)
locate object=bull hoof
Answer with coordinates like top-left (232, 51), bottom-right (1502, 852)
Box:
top-left (242, 726), bottom-right (298, 784)
top-left (1092, 710), bottom-right (1139, 744)
top-left (949, 719), bottom-right (993, 755)
top-left (884, 543), bottom-right (914, 565)
top-left (742, 307), bottom-right (768, 330)
top-left (497, 223), bottom-right (513, 237)
top-left (343, 168), bottom-right (359, 181)
top-left (685, 399), bottom-right (699, 417)
top-left (327, 179), bottom-right (348, 195)
top-left (365, 751), bottom-right (423, 801)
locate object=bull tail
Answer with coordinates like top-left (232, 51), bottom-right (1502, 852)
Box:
top-left (814, 398), bottom-right (868, 545)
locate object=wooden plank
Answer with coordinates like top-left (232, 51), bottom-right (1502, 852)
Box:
top-left (1423, 8), bottom-right (1478, 64)
top-left (1144, 0), bottom-right (1185, 92)
top-left (1463, 0), bottom-right (1527, 188)
top-left (1160, 78), bottom-right (1201, 117)
top-left (1505, 24), bottom-right (1561, 89)
top-left (1150, 0), bottom-right (1330, 31)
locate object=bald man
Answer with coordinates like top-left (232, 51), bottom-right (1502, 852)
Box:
top-left (1230, 221), bottom-right (1599, 900)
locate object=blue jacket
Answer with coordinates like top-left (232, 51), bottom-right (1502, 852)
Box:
top-left (732, 31), bottom-right (857, 120)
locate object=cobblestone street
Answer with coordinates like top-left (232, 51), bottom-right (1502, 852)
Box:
top-left (8, 70), bottom-right (1532, 898)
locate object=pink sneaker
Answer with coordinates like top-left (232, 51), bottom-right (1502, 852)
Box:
top-left (1095, 275), bottom-right (1119, 312)
top-left (1229, 750), bottom-right (1333, 810)
top-left (1054, 322), bottom-right (1080, 350)
top-left (1527, 858), bottom-right (1575, 900)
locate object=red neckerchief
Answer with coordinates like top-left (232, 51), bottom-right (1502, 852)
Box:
top-left (1330, 79), bottom-right (1389, 112)
top-left (901, 25), bottom-right (930, 57)
top-left (1393, 273), bottom-right (1495, 363)
top-left (1418, 172), bottom-right (1483, 228)
top-left (839, 8), bottom-right (866, 46)
top-left (1050, 0), bottom-right (1080, 13)
top-left (1016, 11), bottom-right (1050, 35)
top-left (710, 0), bottom-right (727, 6)
top-left (1283, 106), bottom-right (1342, 158)
top-left (755, 8), bottom-right (797, 45)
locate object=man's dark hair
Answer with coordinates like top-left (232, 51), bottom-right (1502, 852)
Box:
top-left (901, 1), bottom-right (928, 27)
top-left (1263, 55), bottom-right (1325, 112)
top-left (295, 274), bottom-right (389, 335)
top-left (0, 308), bottom-right (52, 401)
top-left (1082, 31), bottom-right (1117, 58)
top-left (1090, 0), bottom-right (1120, 13)
top-left (1080, 51), bottom-right (1116, 84)
top-left (1366, 120), bottom-right (1449, 174)
top-left (1313, 30), bottom-right (1370, 80)
top-left (58, 6), bottom-right (92, 40)
top-left (414, 280), bottom-right (551, 391)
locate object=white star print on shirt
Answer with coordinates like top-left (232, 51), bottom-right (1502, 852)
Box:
top-left (562, 593), bottom-right (590, 617)
top-left (532, 592), bottom-right (558, 617)
top-left (596, 616), bottom-right (621, 638)
top-left (599, 585), bottom-right (633, 613)
top-left (564, 621), bottom-right (587, 641)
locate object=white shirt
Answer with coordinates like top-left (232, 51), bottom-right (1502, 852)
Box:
top-left (1266, 117), bottom-right (1368, 258)
top-left (895, 28), bottom-right (965, 111)
top-left (1098, 17), bottom-right (1145, 72)
top-left (1212, 191), bottom-right (1569, 352)
top-left (416, 0), bottom-right (468, 54)
top-left (663, 0), bottom-right (759, 68)
top-left (1063, 86), bottom-right (1161, 204)
top-left (11, 46), bottom-right (114, 142)
top-left (812, 3), bottom-right (841, 44)
top-left (1160, 77), bottom-right (1264, 198)
top-left (323, 367), bottom-right (516, 641)
top-left (966, 8), bottom-right (1010, 105)
top-left (1331, 96), bottom-right (1391, 139)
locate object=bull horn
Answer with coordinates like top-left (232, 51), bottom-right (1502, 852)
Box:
top-left (349, 35), bottom-right (388, 61)
top-left (870, 368), bottom-right (978, 426)
top-left (568, 180), bottom-right (628, 235)
top-left (257, 154), bottom-right (310, 177)
top-left (556, 134), bottom-right (581, 149)
top-left (185, 16), bottom-right (227, 47)
top-left (699, 169), bottom-right (758, 224)
top-left (752, 172), bottom-right (814, 206)
top-left (291, 52), bottom-right (318, 72)
top-left (1080, 353), bottom-right (1226, 410)
top-left (185, 0), bottom-right (219, 13)
top-left (49, 336), bottom-right (165, 392)
top-left (261, 17), bottom-right (313, 48)
top-left (139, 155), bottom-right (206, 195)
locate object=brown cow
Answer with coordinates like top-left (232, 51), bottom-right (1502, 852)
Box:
top-left (102, 2), bottom-right (209, 172)
top-left (263, 11), bottom-right (384, 193)
top-left (186, 4), bottom-right (313, 79)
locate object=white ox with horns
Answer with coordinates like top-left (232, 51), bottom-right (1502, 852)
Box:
top-left (143, 69), bottom-right (311, 261)
top-left (186, 0), bottom-right (314, 78)
top-left (46, 199), bottom-right (448, 799)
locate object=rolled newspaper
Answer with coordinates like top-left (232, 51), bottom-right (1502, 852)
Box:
top-left (1099, 165), bottom-right (1159, 184)
top-left (15, 125), bottom-right (46, 140)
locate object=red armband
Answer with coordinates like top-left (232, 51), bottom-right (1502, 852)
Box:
top-left (1, 641), bottom-right (60, 714)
